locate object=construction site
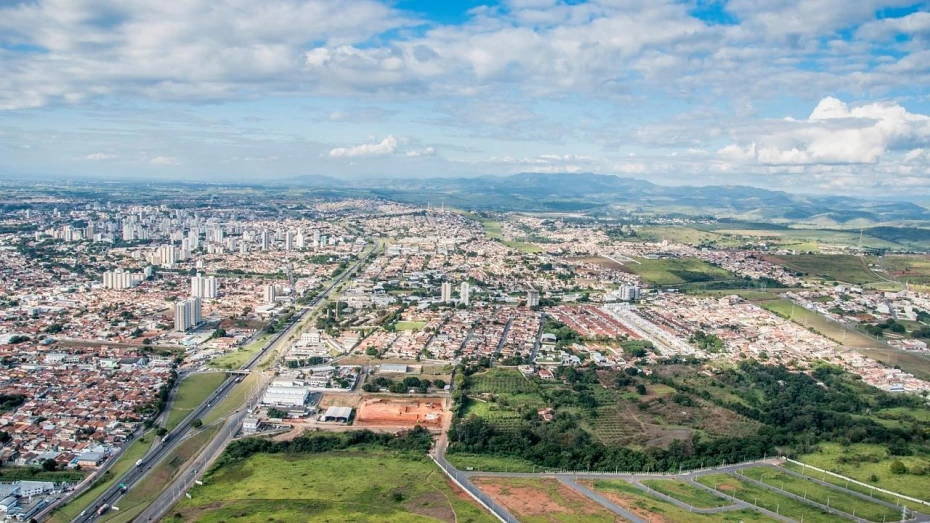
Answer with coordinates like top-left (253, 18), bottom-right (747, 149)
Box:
top-left (354, 397), bottom-right (448, 429)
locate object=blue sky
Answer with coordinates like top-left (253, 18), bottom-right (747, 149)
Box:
top-left (1, 0), bottom-right (930, 195)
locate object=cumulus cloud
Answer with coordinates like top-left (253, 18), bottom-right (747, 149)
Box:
top-left (329, 135), bottom-right (398, 158)
top-left (406, 147), bottom-right (436, 158)
top-left (85, 153), bottom-right (117, 160)
top-left (718, 97), bottom-right (930, 165)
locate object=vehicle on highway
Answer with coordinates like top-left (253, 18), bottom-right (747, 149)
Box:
top-left (135, 459), bottom-right (143, 467)
top-left (97, 504), bottom-right (110, 515)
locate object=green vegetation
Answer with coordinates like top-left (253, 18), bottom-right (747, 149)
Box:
top-left (165, 372), bottom-right (227, 430)
top-left (588, 479), bottom-right (780, 523)
top-left (445, 452), bottom-right (538, 472)
top-left (395, 320), bottom-right (427, 331)
top-left (207, 334), bottom-right (272, 369)
top-left (172, 431), bottom-right (493, 522)
top-left (769, 254), bottom-right (881, 285)
top-left (640, 479), bottom-right (730, 508)
top-left (502, 240), bottom-right (543, 253)
top-left (794, 442), bottom-right (930, 502)
top-left (202, 372), bottom-right (259, 426)
top-left (0, 467), bottom-right (86, 483)
top-left (695, 473), bottom-right (838, 523)
top-left (49, 431), bottom-right (157, 522)
top-left (741, 466), bottom-right (901, 522)
top-left (625, 257), bottom-right (738, 287)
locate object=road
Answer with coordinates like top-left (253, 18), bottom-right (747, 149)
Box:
top-left (67, 246), bottom-right (372, 523)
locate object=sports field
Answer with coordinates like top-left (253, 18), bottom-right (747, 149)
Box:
top-left (171, 451), bottom-right (494, 522)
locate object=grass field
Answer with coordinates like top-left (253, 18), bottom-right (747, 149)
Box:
top-left (502, 240), bottom-right (544, 253)
top-left (586, 479), bottom-right (779, 523)
top-left (468, 369), bottom-right (536, 394)
top-left (768, 254), bottom-right (881, 285)
top-left (695, 473), bottom-right (838, 523)
top-left (445, 452), bottom-right (539, 472)
top-left (624, 257), bottom-right (738, 287)
top-left (171, 451), bottom-right (494, 522)
top-left (472, 477), bottom-right (619, 523)
top-left (740, 466), bottom-right (901, 522)
top-left (781, 462), bottom-right (926, 513)
top-left (207, 334), bottom-right (272, 369)
top-left (165, 372), bottom-right (227, 430)
top-left (49, 431), bottom-right (157, 522)
top-left (794, 442), bottom-right (930, 502)
top-left (640, 479), bottom-right (730, 508)
top-left (876, 255), bottom-right (930, 288)
top-left (396, 320), bottom-right (428, 331)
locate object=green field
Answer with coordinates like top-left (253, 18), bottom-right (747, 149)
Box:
top-left (769, 254), bottom-right (882, 285)
top-left (502, 240), bottom-right (543, 253)
top-left (587, 479), bottom-right (780, 523)
top-left (740, 466), bottom-right (901, 522)
top-left (208, 334), bottom-right (272, 369)
top-left (876, 255), bottom-right (930, 289)
top-left (640, 479), bottom-right (730, 508)
top-left (49, 431), bottom-right (157, 522)
top-left (396, 320), bottom-right (427, 331)
top-left (467, 369), bottom-right (537, 394)
top-left (625, 257), bottom-right (738, 287)
top-left (101, 426), bottom-right (220, 522)
top-left (794, 442), bottom-right (930, 503)
top-left (165, 372), bottom-right (227, 430)
top-left (171, 451), bottom-right (494, 522)
top-left (445, 452), bottom-right (539, 473)
top-left (695, 473), bottom-right (838, 523)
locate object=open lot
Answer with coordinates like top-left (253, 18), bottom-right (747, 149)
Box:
top-left (171, 451), bottom-right (494, 522)
top-left (355, 397), bottom-right (448, 429)
top-left (207, 333), bottom-right (273, 370)
top-left (622, 257), bottom-right (738, 287)
top-left (876, 254), bottom-right (930, 289)
top-left (585, 479), bottom-right (779, 523)
top-left (695, 473), bottom-right (838, 523)
top-left (741, 465), bottom-right (901, 522)
top-left (767, 254), bottom-right (881, 285)
top-left (793, 442), bottom-right (930, 503)
top-left (472, 477), bottom-right (621, 523)
top-left (165, 372), bottom-right (227, 430)
top-left (640, 479), bottom-right (730, 509)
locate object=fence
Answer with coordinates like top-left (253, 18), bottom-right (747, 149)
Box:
top-left (785, 458), bottom-right (930, 509)
top-left (432, 454), bottom-right (520, 523)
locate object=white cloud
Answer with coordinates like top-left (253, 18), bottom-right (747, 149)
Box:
top-left (85, 153), bottom-right (117, 160)
top-left (406, 147), bottom-right (436, 157)
top-left (718, 96), bottom-right (930, 165)
top-left (329, 135), bottom-right (398, 158)
top-left (150, 156), bottom-right (179, 165)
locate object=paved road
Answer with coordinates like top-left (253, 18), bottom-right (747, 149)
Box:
top-left (68, 247), bottom-right (371, 522)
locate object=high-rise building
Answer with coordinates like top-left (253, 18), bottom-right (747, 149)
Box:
top-left (441, 282), bottom-right (453, 303)
top-left (175, 297), bottom-right (202, 332)
top-left (285, 230), bottom-right (294, 251)
top-left (460, 282), bottom-right (470, 307)
top-left (295, 231), bottom-right (306, 249)
top-left (102, 269), bottom-right (142, 290)
top-left (191, 274), bottom-right (217, 299)
top-left (619, 285), bottom-right (642, 301)
top-left (527, 289), bottom-right (540, 308)
top-left (260, 230), bottom-right (270, 250)
top-left (312, 229), bottom-right (321, 248)
top-left (187, 229), bottom-right (199, 250)
top-left (263, 284), bottom-right (278, 305)
top-left (160, 244), bottom-right (177, 267)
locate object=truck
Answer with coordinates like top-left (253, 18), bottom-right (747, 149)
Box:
top-left (135, 459), bottom-right (143, 468)
top-left (97, 504), bottom-right (110, 515)
top-left (118, 483), bottom-right (128, 493)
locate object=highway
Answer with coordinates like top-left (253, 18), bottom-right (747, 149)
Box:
top-left (67, 246), bottom-right (371, 523)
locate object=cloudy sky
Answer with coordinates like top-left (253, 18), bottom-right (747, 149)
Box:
top-left (1, 0), bottom-right (929, 194)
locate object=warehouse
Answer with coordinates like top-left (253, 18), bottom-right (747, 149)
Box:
top-left (261, 380), bottom-right (311, 407)
top-left (322, 406), bottom-right (353, 423)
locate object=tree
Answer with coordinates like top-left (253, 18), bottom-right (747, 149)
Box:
top-left (156, 427), bottom-right (168, 437)
top-left (636, 384), bottom-right (647, 395)
top-left (890, 460), bottom-right (908, 475)
top-left (42, 459), bottom-right (57, 471)
top-left (191, 419), bottom-right (203, 429)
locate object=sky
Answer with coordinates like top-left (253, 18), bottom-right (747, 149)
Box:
top-left (1, 0), bottom-right (930, 195)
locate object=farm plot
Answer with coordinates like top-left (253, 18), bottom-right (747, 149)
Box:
top-left (468, 369), bottom-right (537, 394)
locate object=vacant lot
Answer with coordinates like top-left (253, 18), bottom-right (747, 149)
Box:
top-left (640, 479), bottom-right (730, 509)
top-left (794, 442), bottom-right (930, 502)
top-left (585, 479), bottom-right (779, 523)
top-left (768, 254), bottom-right (881, 285)
top-left (624, 257), bottom-right (738, 287)
top-left (695, 473), bottom-right (838, 523)
top-left (740, 466), bottom-right (900, 522)
top-left (208, 334), bottom-right (272, 369)
top-left (166, 372), bottom-right (227, 430)
top-left (877, 254), bottom-right (930, 289)
top-left (472, 477), bottom-right (621, 523)
top-left (355, 397), bottom-right (447, 428)
top-left (396, 320), bottom-right (427, 331)
top-left (171, 451), bottom-right (494, 522)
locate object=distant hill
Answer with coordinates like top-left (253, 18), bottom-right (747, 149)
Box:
top-left (274, 172), bottom-right (930, 224)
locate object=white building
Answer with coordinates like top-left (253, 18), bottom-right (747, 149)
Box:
top-left (441, 282), bottom-right (453, 303)
top-left (460, 282), bottom-right (470, 306)
top-left (263, 284), bottom-right (278, 305)
top-left (527, 289), bottom-right (540, 307)
top-left (262, 380), bottom-right (310, 406)
top-left (174, 297), bottom-right (202, 332)
top-left (191, 274), bottom-right (218, 299)
top-left (102, 269), bottom-right (142, 290)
